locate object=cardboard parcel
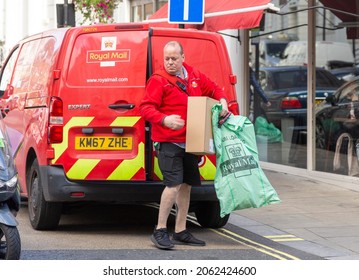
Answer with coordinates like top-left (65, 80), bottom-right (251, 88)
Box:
top-left (186, 97), bottom-right (218, 155)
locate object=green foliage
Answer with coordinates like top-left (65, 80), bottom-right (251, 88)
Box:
top-left (73, 0), bottom-right (121, 24)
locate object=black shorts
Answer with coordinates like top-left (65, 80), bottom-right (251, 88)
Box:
top-left (155, 142), bottom-right (201, 187)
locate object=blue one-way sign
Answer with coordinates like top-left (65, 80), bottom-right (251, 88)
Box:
top-left (168, 0), bottom-right (205, 24)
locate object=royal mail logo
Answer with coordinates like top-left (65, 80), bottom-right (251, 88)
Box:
top-left (86, 50), bottom-right (130, 63)
top-left (220, 142), bottom-right (258, 178)
top-left (104, 40), bottom-right (114, 48)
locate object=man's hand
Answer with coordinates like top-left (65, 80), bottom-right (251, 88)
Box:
top-left (219, 98), bottom-right (229, 117)
top-left (163, 115), bottom-right (185, 130)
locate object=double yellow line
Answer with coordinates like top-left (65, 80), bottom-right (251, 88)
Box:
top-left (186, 213), bottom-right (301, 260)
top-left (147, 203), bottom-right (300, 260)
top-left (211, 228), bottom-right (300, 260)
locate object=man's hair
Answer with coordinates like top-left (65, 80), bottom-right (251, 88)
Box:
top-left (164, 41), bottom-right (184, 55)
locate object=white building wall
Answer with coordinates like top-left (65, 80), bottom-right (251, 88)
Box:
top-left (1, 0), bottom-right (130, 54)
top-left (114, 0), bottom-right (130, 22)
top-left (1, 0), bottom-right (64, 55)
top-left (2, 0), bottom-right (30, 53)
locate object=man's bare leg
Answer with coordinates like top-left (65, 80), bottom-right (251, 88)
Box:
top-left (156, 185), bottom-right (180, 229)
top-left (175, 183), bottom-right (191, 233)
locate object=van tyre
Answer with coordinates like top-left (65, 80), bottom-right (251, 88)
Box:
top-left (27, 159), bottom-right (62, 230)
top-left (0, 224), bottom-right (21, 260)
top-left (194, 201), bottom-right (229, 228)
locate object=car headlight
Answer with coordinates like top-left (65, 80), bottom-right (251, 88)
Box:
top-left (0, 174), bottom-right (18, 193)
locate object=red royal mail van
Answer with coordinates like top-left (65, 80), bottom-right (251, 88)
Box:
top-left (0, 23), bottom-right (238, 230)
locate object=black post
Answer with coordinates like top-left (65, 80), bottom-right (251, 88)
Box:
top-left (64, 0), bottom-right (68, 27)
top-left (322, 9), bottom-right (326, 41)
top-left (56, 2), bottom-right (75, 28)
top-left (253, 43), bottom-right (261, 121)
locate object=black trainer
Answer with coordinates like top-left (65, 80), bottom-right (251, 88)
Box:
top-left (151, 228), bottom-right (174, 250)
top-left (172, 230), bottom-right (206, 246)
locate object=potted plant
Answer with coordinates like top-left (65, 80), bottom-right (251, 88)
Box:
top-left (74, 0), bottom-right (121, 24)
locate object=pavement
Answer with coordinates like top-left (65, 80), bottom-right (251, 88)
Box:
top-left (228, 166), bottom-right (359, 260)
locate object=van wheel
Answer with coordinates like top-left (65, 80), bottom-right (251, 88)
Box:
top-left (194, 201), bottom-right (229, 228)
top-left (27, 159), bottom-right (62, 230)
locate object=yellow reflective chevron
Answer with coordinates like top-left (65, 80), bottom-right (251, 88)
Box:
top-left (66, 158), bottom-right (100, 179)
top-left (107, 142), bottom-right (145, 180)
top-left (52, 117), bottom-right (94, 163)
top-left (154, 156), bottom-right (163, 180)
top-left (110, 116), bottom-right (140, 127)
top-left (199, 156), bottom-right (216, 180)
top-left (154, 155), bottom-right (215, 181)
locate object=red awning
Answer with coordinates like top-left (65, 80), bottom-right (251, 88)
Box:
top-left (147, 0), bottom-right (278, 32)
top-left (319, 0), bottom-right (359, 39)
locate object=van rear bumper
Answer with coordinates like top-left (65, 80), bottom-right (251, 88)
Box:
top-left (40, 165), bottom-right (218, 203)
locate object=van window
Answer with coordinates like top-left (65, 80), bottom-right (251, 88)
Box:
top-left (66, 31), bottom-right (148, 88)
top-left (266, 42), bottom-right (288, 58)
top-left (0, 47), bottom-right (19, 93)
top-left (12, 39), bottom-right (41, 93)
top-left (29, 37), bottom-right (57, 94)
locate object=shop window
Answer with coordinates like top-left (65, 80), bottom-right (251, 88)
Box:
top-left (131, 0), bottom-right (167, 22)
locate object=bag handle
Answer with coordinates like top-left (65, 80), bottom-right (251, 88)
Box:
top-left (218, 112), bottom-right (231, 128)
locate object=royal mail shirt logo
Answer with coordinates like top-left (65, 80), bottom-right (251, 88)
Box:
top-left (191, 81), bottom-right (198, 88)
top-left (86, 36), bottom-right (130, 67)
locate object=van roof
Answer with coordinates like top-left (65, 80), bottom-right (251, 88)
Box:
top-left (19, 23), bottom-right (218, 44)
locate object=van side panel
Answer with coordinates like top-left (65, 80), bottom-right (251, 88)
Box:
top-left (3, 37), bottom-right (60, 191)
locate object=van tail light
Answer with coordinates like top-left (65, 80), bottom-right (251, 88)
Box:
top-left (48, 97), bottom-right (63, 143)
top-left (281, 97), bottom-right (302, 109)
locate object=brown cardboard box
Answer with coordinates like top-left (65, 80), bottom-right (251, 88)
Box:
top-left (186, 96), bottom-right (218, 155)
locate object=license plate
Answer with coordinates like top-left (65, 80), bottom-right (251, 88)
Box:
top-left (75, 136), bottom-right (133, 150)
top-left (315, 99), bottom-right (324, 106)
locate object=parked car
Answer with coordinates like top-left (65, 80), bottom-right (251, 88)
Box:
top-left (316, 77), bottom-right (359, 152)
top-left (258, 66), bottom-right (343, 130)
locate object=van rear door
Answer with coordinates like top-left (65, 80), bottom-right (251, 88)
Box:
top-left (51, 25), bottom-right (148, 181)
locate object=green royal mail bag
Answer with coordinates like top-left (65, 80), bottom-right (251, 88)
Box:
top-left (212, 104), bottom-right (281, 217)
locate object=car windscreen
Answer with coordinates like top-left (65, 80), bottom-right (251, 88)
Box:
top-left (260, 69), bottom-right (341, 91)
top-left (266, 43), bottom-right (288, 58)
top-left (261, 70), bottom-right (307, 91)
